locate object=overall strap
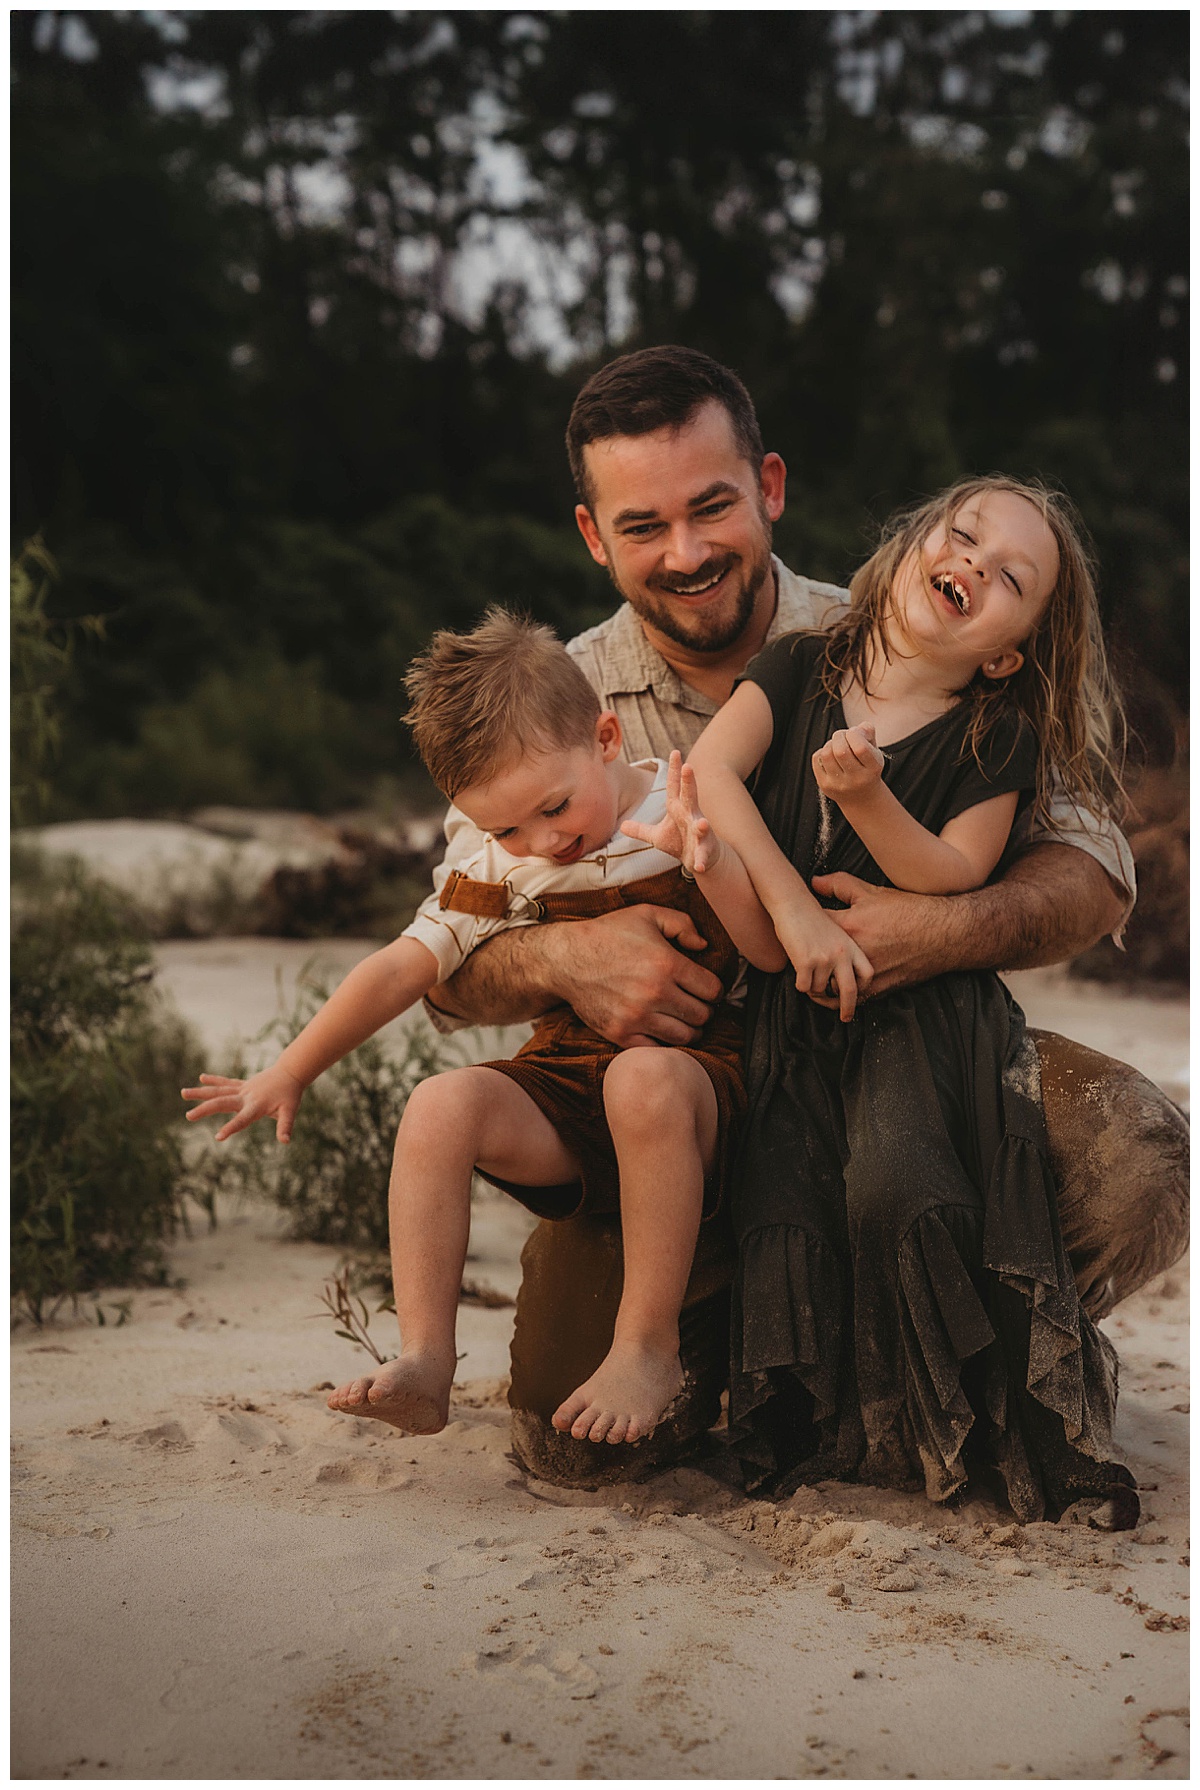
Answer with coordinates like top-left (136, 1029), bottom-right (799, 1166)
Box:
top-left (438, 867), bottom-right (631, 922)
top-left (436, 865), bottom-right (736, 990)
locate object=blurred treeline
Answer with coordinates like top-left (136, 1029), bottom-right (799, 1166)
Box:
top-left (13, 10), bottom-right (1187, 818)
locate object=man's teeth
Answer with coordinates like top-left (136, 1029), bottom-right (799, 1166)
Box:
top-left (666, 570), bottom-right (725, 595)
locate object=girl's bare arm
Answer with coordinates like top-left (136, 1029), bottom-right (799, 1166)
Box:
top-left (812, 724), bottom-right (1018, 893)
top-left (687, 684), bottom-right (873, 1019)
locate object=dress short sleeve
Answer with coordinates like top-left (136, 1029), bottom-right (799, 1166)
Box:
top-left (940, 706), bottom-right (1039, 826)
top-left (737, 632), bottom-right (827, 741)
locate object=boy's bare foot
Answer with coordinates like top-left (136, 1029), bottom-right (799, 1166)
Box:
top-left (551, 1340), bottom-right (684, 1445)
top-left (326, 1350), bottom-right (454, 1434)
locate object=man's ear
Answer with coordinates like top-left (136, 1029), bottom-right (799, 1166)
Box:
top-left (759, 451), bottom-right (787, 524)
top-left (981, 648), bottom-right (1025, 681)
top-left (575, 504), bottom-right (609, 568)
top-left (596, 709), bottom-right (623, 761)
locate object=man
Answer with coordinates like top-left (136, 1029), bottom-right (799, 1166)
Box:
top-left (426, 346), bottom-right (1187, 1487)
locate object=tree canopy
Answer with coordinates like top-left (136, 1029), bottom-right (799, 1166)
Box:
top-left (12, 10), bottom-right (1187, 815)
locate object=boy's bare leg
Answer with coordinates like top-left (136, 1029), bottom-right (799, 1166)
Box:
top-left (553, 1048), bottom-right (717, 1447)
top-left (328, 1066), bottom-right (580, 1432)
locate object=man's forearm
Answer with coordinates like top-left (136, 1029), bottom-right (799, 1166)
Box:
top-left (960, 843), bottom-right (1127, 971)
top-left (426, 926), bottom-right (564, 1028)
top-left (816, 843), bottom-right (1128, 995)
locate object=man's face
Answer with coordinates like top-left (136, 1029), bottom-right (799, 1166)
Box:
top-left (575, 401), bottom-right (786, 655)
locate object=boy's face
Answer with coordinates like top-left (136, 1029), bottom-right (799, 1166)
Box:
top-left (455, 713), bottom-right (625, 865)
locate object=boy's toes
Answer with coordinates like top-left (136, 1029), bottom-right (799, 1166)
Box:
top-left (603, 1414), bottom-right (630, 1445)
top-left (586, 1410), bottom-right (618, 1443)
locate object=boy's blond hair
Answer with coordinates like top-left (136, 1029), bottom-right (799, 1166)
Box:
top-left (404, 608), bottom-right (602, 798)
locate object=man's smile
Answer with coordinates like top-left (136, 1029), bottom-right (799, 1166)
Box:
top-left (651, 555), bottom-right (738, 605)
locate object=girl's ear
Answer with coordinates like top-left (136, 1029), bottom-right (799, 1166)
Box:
top-left (596, 709), bottom-right (623, 761)
top-left (981, 648), bottom-right (1024, 681)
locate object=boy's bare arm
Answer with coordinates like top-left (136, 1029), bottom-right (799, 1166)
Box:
top-left (811, 843), bottom-right (1126, 996)
top-left (184, 937), bottom-right (439, 1140)
top-left (426, 906), bottom-right (726, 1049)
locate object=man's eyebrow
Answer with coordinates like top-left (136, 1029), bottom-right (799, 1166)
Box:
top-left (611, 480), bottom-right (741, 528)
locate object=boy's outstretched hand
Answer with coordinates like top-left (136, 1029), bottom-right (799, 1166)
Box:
top-left (622, 751), bottom-right (724, 878)
top-left (182, 1063), bottom-right (305, 1143)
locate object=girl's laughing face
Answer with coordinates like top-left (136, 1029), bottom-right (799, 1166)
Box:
top-left (891, 489), bottom-right (1060, 681)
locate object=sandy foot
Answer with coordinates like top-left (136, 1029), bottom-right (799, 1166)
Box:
top-left (327, 1350), bottom-right (455, 1434)
top-left (552, 1340), bottom-right (685, 1444)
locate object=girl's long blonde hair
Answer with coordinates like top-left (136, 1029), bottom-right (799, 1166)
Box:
top-left (821, 474), bottom-right (1127, 829)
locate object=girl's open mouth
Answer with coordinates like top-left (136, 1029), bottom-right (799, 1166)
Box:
top-left (552, 837), bottom-right (586, 865)
top-left (931, 572), bottom-right (972, 615)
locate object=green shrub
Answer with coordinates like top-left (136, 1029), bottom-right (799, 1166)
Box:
top-left (11, 850), bottom-right (200, 1320)
top-left (202, 975), bottom-right (454, 1252)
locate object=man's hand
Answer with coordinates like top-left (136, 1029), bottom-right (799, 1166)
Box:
top-left (542, 904), bottom-right (723, 1047)
top-left (810, 843), bottom-right (1129, 1000)
top-left (812, 724), bottom-right (885, 803)
top-left (182, 1063), bottom-right (305, 1143)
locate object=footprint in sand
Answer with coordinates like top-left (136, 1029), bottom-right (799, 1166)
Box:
top-left (129, 1421), bottom-right (193, 1452)
top-left (462, 1638), bottom-right (600, 1700)
top-left (309, 1455), bottom-right (410, 1488)
top-left (424, 1536), bottom-right (531, 1583)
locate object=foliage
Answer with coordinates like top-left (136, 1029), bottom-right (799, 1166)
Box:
top-left (10, 850), bottom-right (201, 1320)
top-left (10, 536), bottom-right (103, 824)
top-left (201, 976), bottom-right (454, 1252)
top-left (10, 12), bottom-right (1188, 818)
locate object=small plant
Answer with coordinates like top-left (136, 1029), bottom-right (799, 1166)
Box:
top-left (11, 536), bottom-right (103, 826)
top-left (11, 850), bottom-right (202, 1322)
top-left (316, 1263), bottom-right (395, 1364)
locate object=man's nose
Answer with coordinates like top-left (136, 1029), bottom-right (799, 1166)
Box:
top-left (660, 520), bottom-right (711, 572)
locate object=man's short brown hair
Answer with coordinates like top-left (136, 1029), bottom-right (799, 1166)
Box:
top-left (566, 345), bottom-right (765, 508)
top-left (404, 608), bottom-right (602, 799)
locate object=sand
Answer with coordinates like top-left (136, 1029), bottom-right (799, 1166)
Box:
top-left (11, 948), bottom-right (1190, 1780)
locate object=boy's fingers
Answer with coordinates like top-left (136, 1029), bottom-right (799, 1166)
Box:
top-left (621, 821), bottom-right (652, 843)
top-left (184, 1094), bottom-right (243, 1120)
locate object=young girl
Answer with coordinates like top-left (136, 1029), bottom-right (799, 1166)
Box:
top-left (629, 475), bottom-right (1138, 1528)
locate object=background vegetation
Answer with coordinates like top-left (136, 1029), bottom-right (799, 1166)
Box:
top-left (11, 542), bottom-right (206, 1316)
top-left (13, 10), bottom-right (1187, 818)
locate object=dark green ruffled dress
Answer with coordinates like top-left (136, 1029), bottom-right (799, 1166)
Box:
top-left (730, 633), bottom-right (1137, 1526)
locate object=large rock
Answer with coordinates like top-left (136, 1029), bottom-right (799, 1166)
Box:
top-left (16, 808), bottom-right (444, 938)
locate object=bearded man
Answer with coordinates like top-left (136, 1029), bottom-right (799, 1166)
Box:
top-left (423, 345), bottom-right (1188, 1487)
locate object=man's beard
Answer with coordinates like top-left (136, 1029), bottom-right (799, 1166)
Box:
top-left (608, 529), bottom-right (774, 655)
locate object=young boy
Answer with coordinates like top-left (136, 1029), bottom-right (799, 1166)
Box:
top-left (183, 611), bottom-right (782, 1446)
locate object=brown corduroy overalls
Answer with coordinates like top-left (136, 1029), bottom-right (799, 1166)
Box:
top-left (436, 862), bottom-right (747, 1220)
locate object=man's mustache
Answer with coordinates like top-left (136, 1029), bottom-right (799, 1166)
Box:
top-left (648, 554), bottom-right (739, 595)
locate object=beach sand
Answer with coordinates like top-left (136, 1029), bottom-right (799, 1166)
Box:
top-left (11, 947), bottom-right (1189, 1780)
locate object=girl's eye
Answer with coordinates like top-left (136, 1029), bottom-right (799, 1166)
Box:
top-left (543, 798), bottom-right (570, 819)
top-left (1003, 570), bottom-right (1024, 597)
top-left (951, 527), bottom-right (976, 544)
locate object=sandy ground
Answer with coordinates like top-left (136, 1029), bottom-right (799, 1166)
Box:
top-left (11, 945), bottom-right (1190, 1781)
